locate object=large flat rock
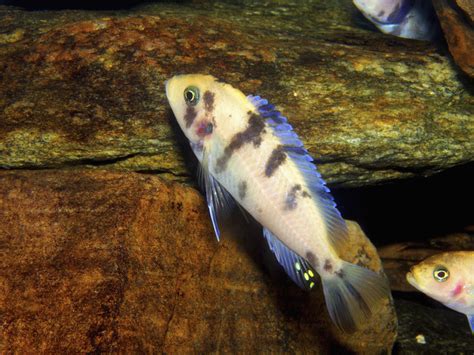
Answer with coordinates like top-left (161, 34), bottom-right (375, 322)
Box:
top-left (0, 170), bottom-right (396, 353)
top-left (0, 0), bottom-right (472, 187)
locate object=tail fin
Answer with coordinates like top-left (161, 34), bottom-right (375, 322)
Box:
top-left (321, 260), bottom-right (391, 333)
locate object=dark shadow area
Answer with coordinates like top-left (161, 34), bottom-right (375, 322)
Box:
top-left (351, 9), bottom-right (380, 33)
top-left (393, 291), bottom-right (473, 353)
top-left (332, 162), bottom-right (474, 247)
top-left (0, 0), bottom-right (191, 11)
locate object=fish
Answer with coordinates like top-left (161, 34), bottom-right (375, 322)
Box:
top-left (407, 251), bottom-right (474, 334)
top-left (352, 0), bottom-right (439, 40)
top-left (165, 74), bottom-right (390, 333)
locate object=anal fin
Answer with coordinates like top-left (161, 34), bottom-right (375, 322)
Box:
top-left (263, 228), bottom-right (317, 290)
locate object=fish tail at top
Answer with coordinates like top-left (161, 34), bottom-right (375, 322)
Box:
top-left (321, 260), bottom-right (391, 333)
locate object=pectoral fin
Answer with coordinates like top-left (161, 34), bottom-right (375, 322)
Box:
top-left (468, 314), bottom-right (474, 334)
top-left (197, 146), bottom-right (235, 241)
top-left (263, 227), bottom-right (317, 291)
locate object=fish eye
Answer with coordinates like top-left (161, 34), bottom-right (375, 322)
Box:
top-left (184, 86), bottom-right (200, 106)
top-left (433, 266), bottom-right (449, 282)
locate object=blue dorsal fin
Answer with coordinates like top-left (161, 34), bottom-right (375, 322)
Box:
top-left (263, 227), bottom-right (317, 290)
top-left (468, 314), bottom-right (474, 334)
top-left (248, 95), bottom-right (349, 251)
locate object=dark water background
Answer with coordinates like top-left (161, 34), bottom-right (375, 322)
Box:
top-left (335, 162), bottom-right (473, 247)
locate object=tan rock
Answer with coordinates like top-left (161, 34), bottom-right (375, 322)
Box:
top-left (0, 170), bottom-right (396, 353)
top-left (456, 0), bottom-right (474, 22)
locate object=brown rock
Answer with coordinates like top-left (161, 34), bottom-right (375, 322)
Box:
top-left (433, 0), bottom-right (474, 77)
top-left (0, 170), bottom-right (396, 353)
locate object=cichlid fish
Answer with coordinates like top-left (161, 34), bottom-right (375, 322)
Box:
top-left (352, 0), bottom-right (439, 40)
top-left (165, 74), bottom-right (390, 333)
top-left (407, 251), bottom-right (474, 334)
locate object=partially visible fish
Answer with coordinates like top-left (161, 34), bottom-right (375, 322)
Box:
top-left (406, 251), bottom-right (474, 334)
top-left (353, 0), bottom-right (439, 40)
top-left (165, 74), bottom-right (391, 333)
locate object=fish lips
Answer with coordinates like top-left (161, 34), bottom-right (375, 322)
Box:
top-left (406, 271), bottom-right (418, 289)
top-left (164, 79), bottom-right (171, 99)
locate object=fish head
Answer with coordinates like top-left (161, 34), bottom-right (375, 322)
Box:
top-left (165, 74), bottom-right (254, 149)
top-left (406, 252), bottom-right (464, 305)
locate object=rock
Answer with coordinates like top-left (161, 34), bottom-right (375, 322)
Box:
top-left (456, 0), bottom-right (474, 22)
top-left (433, 0), bottom-right (474, 78)
top-left (379, 233), bottom-right (474, 292)
top-left (0, 1), bottom-right (472, 187)
top-left (0, 170), bottom-right (397, 353)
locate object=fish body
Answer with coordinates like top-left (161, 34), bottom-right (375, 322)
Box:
top-left (353, 0), bottom-right (439, 40)
top-left (166, 74), bottom-right (390, 332)
top-left (407, 251), bottom-right (474, 334)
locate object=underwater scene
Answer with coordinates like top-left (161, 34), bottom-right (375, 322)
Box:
top-left (0, 0), bottom-right (473, 353)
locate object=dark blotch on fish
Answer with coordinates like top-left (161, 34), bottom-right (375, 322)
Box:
top-left (302, 190), bottom-right (311, 198)
top-left (238, 181), bottom-right (247, 200)
top-left (285, 184), bottom-right (301, 210)
top-left (323, 259), bottom-right (333, 272)
top-left (336, 269), bottom-right (344, 279)
top-left (215, 114), bottom-right (266, 173)
top-left (203, 91), bottom-right (215, 113)
top-left (184, 106), bottom-right (197, 128)
top-left (306, 251), bottom-right (319, 268)
top-left (386, 2), bottom-right (402, 23)
top-left (378, 10), bottom-right (385, 17)
top-left (265, 145), bottom-right (287, 177)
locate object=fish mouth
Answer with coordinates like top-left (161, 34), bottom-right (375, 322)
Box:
top-left (164, 79), bottom-right (171, 99)
top-left (406, 271), bottom-right (417, 288)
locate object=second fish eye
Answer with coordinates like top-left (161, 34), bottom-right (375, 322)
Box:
top-left (433, 266), bottom-right (449, 282)
top-left (184, 86), bottom-right (200, 106)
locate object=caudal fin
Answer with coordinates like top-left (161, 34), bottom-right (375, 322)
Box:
top-left (321, 260), bottom-right (391, 333)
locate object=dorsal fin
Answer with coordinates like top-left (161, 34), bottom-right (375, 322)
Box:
top-left (248, 95), bottom-right (349, 251)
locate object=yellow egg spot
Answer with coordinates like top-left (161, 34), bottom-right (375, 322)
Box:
top-left (310, 282), bottom-right (315, 289)
top-left (304, 273), bottom-right (309, 281)
top-left (308, 270), bottom-right (314, 278)
top-left (295, 262), bottom-right (301, 271)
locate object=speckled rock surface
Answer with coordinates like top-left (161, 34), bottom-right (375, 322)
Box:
top-left (0, 170), bottom-right (396, 353)
top-left (0, 0), bottom-right (472, 187)
top-left (433, 0), bottom-right (474, 78)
